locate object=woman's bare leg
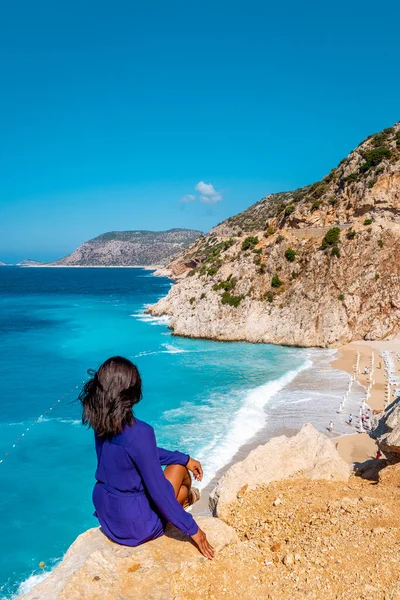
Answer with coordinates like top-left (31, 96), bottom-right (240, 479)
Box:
top-left (164, 464), bottom-right (192, 506)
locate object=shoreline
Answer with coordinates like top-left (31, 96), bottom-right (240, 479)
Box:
top-left (13, 264), bottom-right (161, 270)
top-left (195, 338), bottom-right (400, 516)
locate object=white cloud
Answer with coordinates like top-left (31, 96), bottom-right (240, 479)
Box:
top-left (180, 194), bottom-right (196, 203)
top-left (179, 181), bottom-right (223, 205)
top-left (195, 181), bottom-right (222, 204)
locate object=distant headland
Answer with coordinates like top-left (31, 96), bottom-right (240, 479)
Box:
top-left (0, 229), bottom-right (203, 269)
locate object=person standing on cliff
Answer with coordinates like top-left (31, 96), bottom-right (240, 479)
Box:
top-left (79, 356), bottom-right (214, 559)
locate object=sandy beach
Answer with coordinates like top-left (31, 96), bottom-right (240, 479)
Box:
top-left (332, 339), bottom-right (400, 463)
top-left (195, 337), bottom-right (400, 517)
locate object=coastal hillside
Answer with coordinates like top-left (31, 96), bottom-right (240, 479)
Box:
top-left (17, 259), bottom-right (42, 266)
top-left (148, 122), bottom-right (400, 347)
top-left (50, 229), bottom-right (203, 267)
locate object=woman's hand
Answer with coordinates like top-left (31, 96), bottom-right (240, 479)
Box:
top-left (186, 457), bottom-right (203, 481)
top-left (191, 528), bottom-right (215, 559)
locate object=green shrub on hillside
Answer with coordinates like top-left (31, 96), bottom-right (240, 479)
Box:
top-left (321, 227), bottom-right (341, 249)
top-left (364, 218), bottom-right (373, 225)
top-left (264, 226), bottom-right (276, 237)
top-left (221, 292), bottom-right (244, 308)
top-left (284, 205), bottom-right (295, 216)
top-left (378, 239), bottom-right (383, 248)
top-left (346, 228), bottom-right (356, 240)
top-left (265, 291), bottom-right (274, 302)
top-left (213, 275), bottom-right (237, 292)
top-left (343, 173), bottom-right (358, 183)
top-left (241, 236), bottom-right (258, 251)
top-left (360, 147), bottom-right (392, 172)
top-left (271, 274), bottom-right (282, 288)
top-left (331, 246), bottom-right (340, 258)
top-left (371, 132), bottom-right (391, 147)
top-left (284, 248), bottom-right (296, 262)
top-left (329, 196), bottom-right (337, 205)
top-left (311, 183), bottom-right (328, 199)
top-left (189, 297), bottom-right (196, 305)
top-left (311, 200), bottom-right (322, 212)
top-left (338, 294), bottom-right (344, 302)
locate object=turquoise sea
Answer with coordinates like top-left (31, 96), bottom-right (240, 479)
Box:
top-left (0, 268), bottom-right (359, 598)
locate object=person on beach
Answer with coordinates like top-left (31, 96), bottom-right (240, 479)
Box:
top-left (348, 414), bottom-right (353, 424)
top-left (328, 421), bottom-right (333, 432)
top-left (79, 356), bottom-right (214, 559)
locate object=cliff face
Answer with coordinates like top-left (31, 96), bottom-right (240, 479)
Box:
top-left (19, 424), bottom-right (400, 600)
top-left (148, 123), bottom-right (400, 347)
top-left (51, 229), bottom-right (203, 267)
top-left (371, 396), bottom-right (400, 463)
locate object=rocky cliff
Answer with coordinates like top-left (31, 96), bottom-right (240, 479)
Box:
top-left (19, 424), bottom-right (400, 600)
top-left (371, 396), bottom-right (400, 463)
top-left (50, 229), bottom-right (203, 267)
top-left (148, 122), bottom-right (400, 347)
top-left (209, 424), bottom-right (350, 520)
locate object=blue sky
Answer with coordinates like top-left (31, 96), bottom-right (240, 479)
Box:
top-left (1, 1), bottom-right (399, 263)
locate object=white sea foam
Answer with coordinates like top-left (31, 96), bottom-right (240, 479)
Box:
top-left (13, 570), bottom-right (50, 597)
top-left (197, 359), bottom-right (312, 488)
top-left (36, 416), bottom-right (80, 426)
top-left (290, 396), bottom-right (313, 404)
top-left (131, 312), bottom-right (171, 326)
top-left (132, 343), bottom-right (188, 360)
top-left (161, 343), bottom-right (185, 354)
top-left (57, 418), bottom-right (81, 426)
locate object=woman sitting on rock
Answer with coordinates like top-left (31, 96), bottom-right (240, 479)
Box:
top-left (80, 356), bottom-right (214, 559)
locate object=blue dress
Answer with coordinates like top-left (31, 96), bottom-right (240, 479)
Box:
top-left (92, 418), bottom-right (198, 546)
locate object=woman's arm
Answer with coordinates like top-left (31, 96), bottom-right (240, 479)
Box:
top-left (128, 424), bottom-right (198, 537)
top-left (157, 446), bottom-right (189, 466)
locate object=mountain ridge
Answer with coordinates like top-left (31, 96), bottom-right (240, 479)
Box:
top-left (49, 228), bottom-right (203, 267)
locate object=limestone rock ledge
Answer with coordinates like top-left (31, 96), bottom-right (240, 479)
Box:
top-left (18, 517), bottom-right (238, 600)
top-left (371, 396), bottom-right (400, 463)
top-left (209, 423), bottom-right (350, 519)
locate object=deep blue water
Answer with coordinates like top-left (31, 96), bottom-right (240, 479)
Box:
top-left (0, 267), bottom-right (309, 598)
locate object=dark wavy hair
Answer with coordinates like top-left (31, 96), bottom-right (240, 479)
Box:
top-left (79, 356), bottom-right (142, 439)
